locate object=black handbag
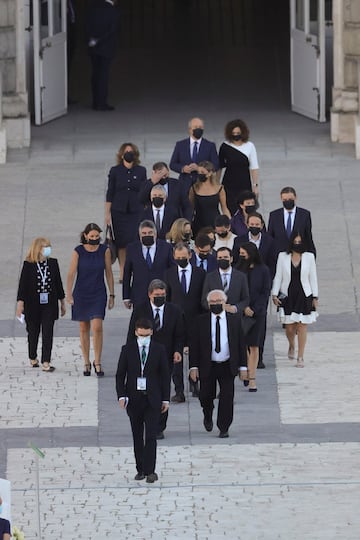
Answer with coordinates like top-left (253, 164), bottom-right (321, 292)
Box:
top-left (241, 315), bottom-right (256, 336)
top-left (105, 224), bottom-right (117, 265)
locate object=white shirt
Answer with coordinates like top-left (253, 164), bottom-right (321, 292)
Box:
top-left (177, 263), bottom-right (192, 292)
top-left (152, 205), bottom-right (164, 227)
top-left (211, 311), bottom-right (230, 362)
top-left (283, 206), bottom-right (297, 231)
top-left (142, 242), bottom-right (156, 262)
top-left (214, 232), bottom-right (237, 251)
top-left (224, 140), bottom-right (259, 169)
top-left (195, 253), bottom-right (208, 271)
top-left (151, 302), bottom-right (165, 329)
top-left (190, 136), bottom-right (202, 159)
top-left (248, 230), bottom-right (262, 249)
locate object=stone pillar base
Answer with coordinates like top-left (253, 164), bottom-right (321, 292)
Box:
top-left (330, 109), bottom-right (356, 143)
top-left (3, 115), bottom-right (30, 148)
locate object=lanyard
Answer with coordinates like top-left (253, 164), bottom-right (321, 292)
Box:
top-left (37, 262), bottom-right (48, 291)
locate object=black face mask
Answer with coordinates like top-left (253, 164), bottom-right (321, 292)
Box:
top-left (153, 296), bottom-right (166, 308)
top-left (238, 255), bottom-right (247, 263)
top-left (142, 235), bottom-right (155, 247)
top-left (87, 238), bottom-right (100, 245)
top-left (232, 134), bottom-right (242, 141)
top-left (192, 128), bottom-right (203, 140)
top-left (283, 199), bottom-right (295, 210)
top-left (183, 232), bottom-right (192, 241)
top-left (197, 174), bottom-right (207, 182)
top-left (198, 252), bottom-right (209, 260)
top-left (249, 226), bottom-right (261, 236)
top-left (292, 243), bottom-right (305, 253)
top-left (152, 197), bottom-right (164, 208)
top-left (123, 151), bottom-right (135, 163)
top-left (159, 177), bottom-right (168, 185)
top-left (245, 205), bottom-right (256, 214)
top-left (217, 231), bottom-right (228, 239)
top-left (176, 258), bottom-right (188, 269)
top-left (217, 259), bottom-right (230, 270)
top-left (209, 303), bottom-right (223, 315)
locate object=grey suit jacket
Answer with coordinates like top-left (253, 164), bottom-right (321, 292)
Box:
top-left (201, 268), bottom-right (250, 313)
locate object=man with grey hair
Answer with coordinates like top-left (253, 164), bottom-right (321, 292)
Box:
top-left (189, 289), bottom-right (247, 438)
top-left (140, 185), bottom-right (178, 239)
top-left (170, 117), bottom-right (220, 193)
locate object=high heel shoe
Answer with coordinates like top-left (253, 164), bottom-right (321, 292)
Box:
top-left (248, 378), bottom-right (257, 392)
top-left (83, 363), bottom-right (91, 376)
top-left (93, 362), bottom-right (104, 377)
top-left (295, 357), bottom-right (304, 368)
top-left (30, 358), bottom-right (39, 368)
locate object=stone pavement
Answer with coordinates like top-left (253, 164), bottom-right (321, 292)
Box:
top-left (1, 45), bottom-right (360, 538)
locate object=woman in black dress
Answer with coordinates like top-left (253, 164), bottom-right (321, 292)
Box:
top-left (189, 160), bottom-right (230, 236)
top-left (236, 242), bottom-right (271, 392)
top-left (219, 119), bottom-right (259, 215)
top-left (105, 142), bottom-right (147, 282)
top-left (16, 237), bottom-right (66, 372)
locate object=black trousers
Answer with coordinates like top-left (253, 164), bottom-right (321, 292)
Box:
top-left (159, 359), bottom-right (174, 433)
top-left (127, 395), bottom-right (160, 475)
top-left (199, 360), bottom-right (235, 433)
top-left (90, 53), bottom-right (112, 108)
top-left (171, 360), bottom-right (184, 395)
top-left (26, 307), bottom-right (55, 364)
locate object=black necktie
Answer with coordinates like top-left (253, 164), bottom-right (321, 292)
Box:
top-left (155, 210), bottom-right (161, 233)
top-left (215, 316), bottom-right (221, 353)
top-left (192, 141), bottom-right (198, 162)
top-left (181, 269), bottom-right (187, 293)
top-left (286, 212), bottom-right (292, 238)
top-left (146, 248), bottom-right (152, 268)
top-left (154, 308), bottom-right (161, 332)
top-left (199, 259), bottom-right (204, 269)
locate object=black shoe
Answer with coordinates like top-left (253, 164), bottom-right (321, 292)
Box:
top-left (156, 431), bottom-right (164, 440)
top-left (93, 362), bottom-right (104, 377)
top-left (257, 359), bottom-right (266, 369)
top-left (134, 472), bottom-right (145, 481)
top-left (191, 381), bottom-right (200, 397)
top-left (219, 431), bottom-right (229, 438)
top-left (83, 363), bottom-right (91, 376)
top-left (146, 473), bottom-right (158, 483)
top-left (203, 416), bottom-right (213, 432)
top-left (171, 393), bottom-right (185, 403)
top-left (243, 380), bottom-right (249, 387)
top-left (94, 104), bottom-right (115, 111)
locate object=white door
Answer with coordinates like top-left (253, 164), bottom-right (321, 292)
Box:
top-left (33, 0), bottom-right (67, 125)
top-left (290, 0), bottom-right (326, 122)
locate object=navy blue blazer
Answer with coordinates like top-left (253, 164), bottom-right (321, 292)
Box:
top-left (244, 264), bottom-right (271, 316)
top-left (85, 1), bottom-right (120, 58)
top-left (232, 232), bottom-right (277, 278)
top-left (268, 207), bottom-right (316, 257)
top-left (138, 178), bottom-right (193, 221)
top-left (170, 138), bottom-right (220, 191)
top-left (140, 205), bottom-right (179, 240)
top-left (123, 240), bottom-right (174, 306)
top-left (190, 251), bottom-right (218, 273)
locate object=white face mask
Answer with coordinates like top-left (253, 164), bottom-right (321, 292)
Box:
top-left (137, 336), bottom-right (151, 347)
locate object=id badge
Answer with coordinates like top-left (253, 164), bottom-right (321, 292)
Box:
top-left (137, 377), bottom-right (147, 391)
top-left (39, 292), bottom-right (49, 304)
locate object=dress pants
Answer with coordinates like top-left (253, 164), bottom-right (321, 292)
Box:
top-left (199, 360), bottom-right (235, 433)
top-left (26, 306), bottom-right (55, 363)
top-left (171, 360), bottom-right (184, 395)
top-left (90, 53), bottom-right (112, 108)
top-left (127, 394), bottom-right (160, 475)
top-left (159, 358), bottom-right (175, 433)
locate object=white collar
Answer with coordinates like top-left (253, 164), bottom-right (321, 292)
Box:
top-left (190, 136), bottom-right (202, 144)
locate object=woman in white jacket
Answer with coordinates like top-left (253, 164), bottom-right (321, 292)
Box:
top-left (272, 232), bottom-right (318, 367)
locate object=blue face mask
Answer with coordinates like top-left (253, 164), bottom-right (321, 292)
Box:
top-left (42, 246), bottom-right (52, 258)
top-left (137, 336), bottom-right (151, 347)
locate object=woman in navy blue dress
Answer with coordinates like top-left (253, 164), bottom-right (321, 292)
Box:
top-left (66, 223), bottom-right (114, 376)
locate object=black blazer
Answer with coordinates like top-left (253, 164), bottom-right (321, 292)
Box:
top-left (232, 232), bottom-right (277, 278)
top-left (17, 258), bottom-right (65, 320)
top-left (127, 300), bottom-right (185, 361)
top-left (140, 205), bottom-right (179, 240)
top-left (85, 1), bottom-right (120, 58)
top-left (138, 178), bottom-right (193, 221)
top-left (190, 252), bottom-right (218, 273)
top-left (164, 266), bottom-right (206, 319)
top-left (268, 207), bottom-right (316, 257)
top-left (244, 264), bottom-right (271, 316)
top-left (106, 163), bottom-right (147, 214)
top-left (116, 339), bottom-right (170, 409)
top-left (189, 312), bottom-right (247, 378)
top-left (201, 268), bottom-right (249, 313)
top-left (123, 240), bottom-right (174, 306)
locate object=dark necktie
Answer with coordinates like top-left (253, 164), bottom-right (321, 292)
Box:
top-left (286, 212), bottom-right (293, 238)
top-left (146, 248), bottom-right (152, 268)
top-left (222, 273), bottom-right (228, 292)
top-left (181, 269), bottom-right (187, 293)
top-left (215, 316), bottom-right (221, 353)
top-left (141, 345), bottom-right (147, 366)
top-left (199, 258), bottom-right (204, 269)
top-left (192, 141), bottom-right (198, 162)
top-left (155, 210), bottom-right (161, 233)
top-left (154, 308), bottom-right (161, 332)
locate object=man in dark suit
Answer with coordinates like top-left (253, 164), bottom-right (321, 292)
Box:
top-left (170, 117), bottom-right (220, 193)
top-left (190, 234), bottom-right (218, 272)
top-left (85, 0), bottom-right (120, 111)
top-left (268, 186), bottom-right (316, 257)
top-left (201, 247), bottom-right (249, 314)
top-left (116, 318), bottom-right (170, 483)
top-left (140, 185), bottom-right (178, 240)
top-left (189, 289), bottom-right (247, 438)
top-left (127, 279), bottom-right (185, 439)
top-left (123, 220), bottom-right (174, 308)
top-left (164, 242), bottom-right (206, 402)
top-left (139, 162), bottom-right (192, 221)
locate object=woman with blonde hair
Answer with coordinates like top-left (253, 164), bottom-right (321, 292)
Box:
top-left (166, 218), bottom-right (193, 248)
top-left (189, 160), bottom-right (230, 236)
top-left (16, 237), bottom-right (66, 372)
top-left (105, 142), bottom-right (147, 282)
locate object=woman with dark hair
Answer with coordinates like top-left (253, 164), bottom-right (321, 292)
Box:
top-left (236, 242), bottom-right (271, 392)
top-left (105, 142), bottom-right (147, 282)
top-left (272, 231), bottom-right (318, 367)
top-left (219, 119), bottom-right (259, 215)
top-left (189, 160), bottom-right (230, 236)
top-left (66, 223), bottom-right (114, 376)
top-left (16, 237), bottom-right (66, 372)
